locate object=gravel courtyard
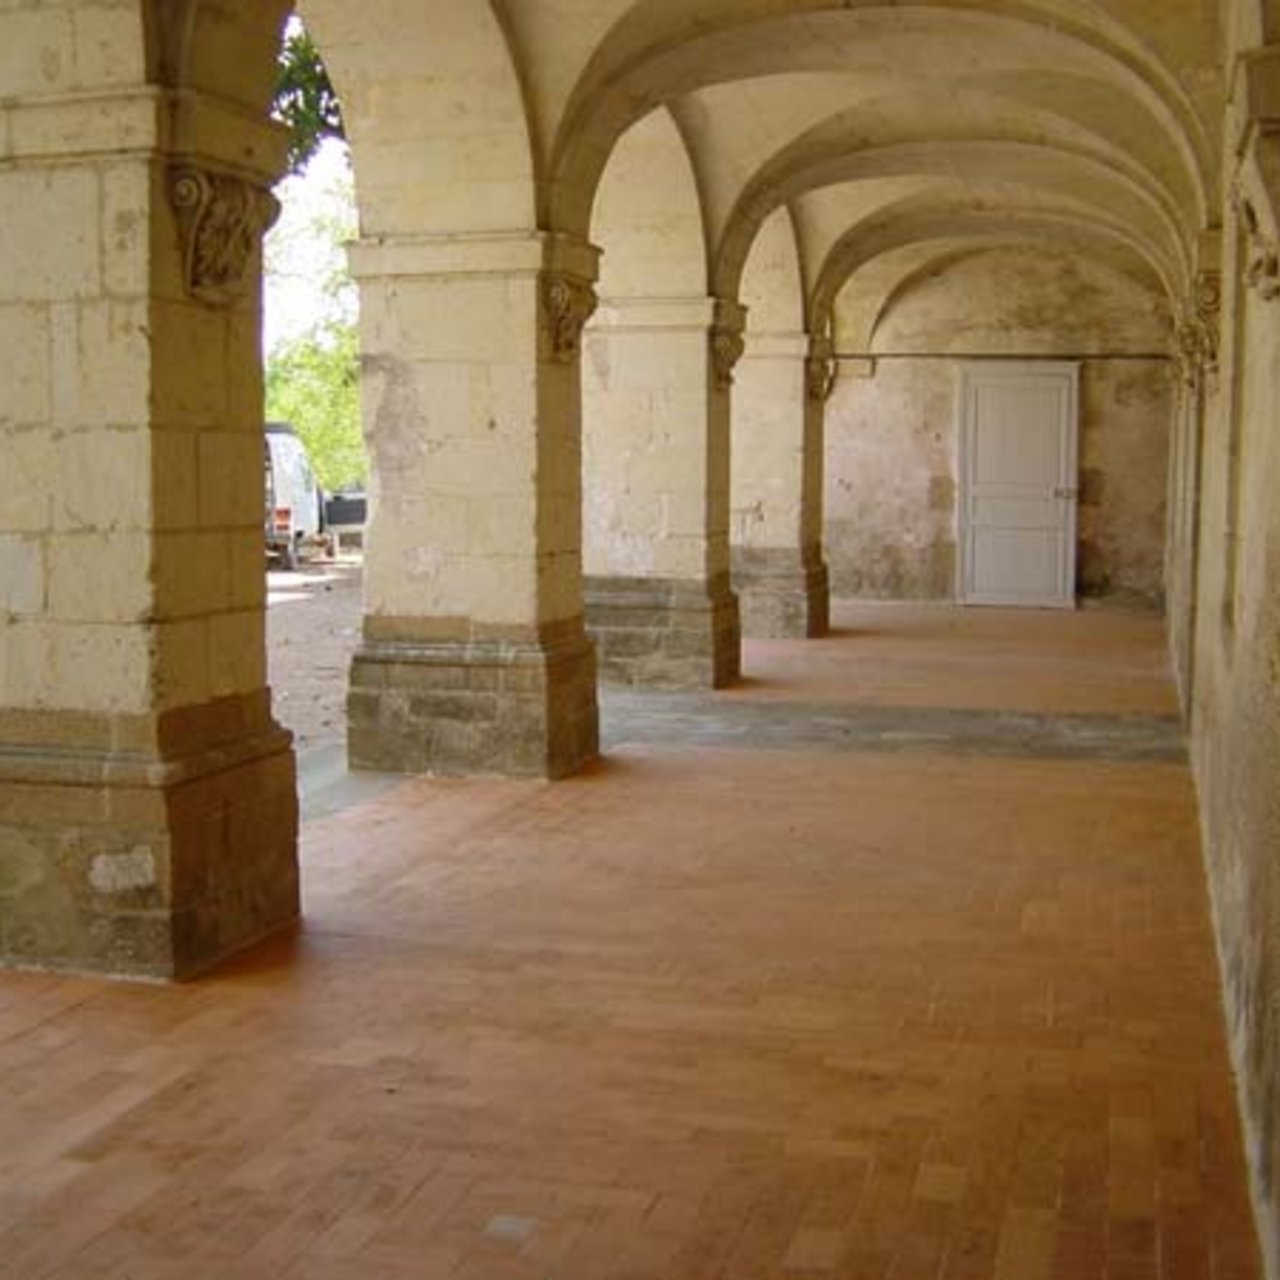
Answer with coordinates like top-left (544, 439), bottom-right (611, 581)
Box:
top-left (266, 555), bottom-right (363, 752)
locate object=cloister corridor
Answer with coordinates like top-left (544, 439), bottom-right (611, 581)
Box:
top-left (0, 606), bottom-right (1259, 1280)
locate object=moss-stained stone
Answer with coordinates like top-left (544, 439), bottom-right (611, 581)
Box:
top-left (824, 243), bottom-right (1171, 607)
top-left (0, 695), bottom-right (299, 980)
top-left (601, 693), bottom-right (1186, 764)
top-left (824, 356), bottom-right (1170, 606)
top-left (348, 619), bottom-right (599, 778)
top-left (1183, 185), bottom-right (1280, 1273)
top-left (732, 546), bottom-right (830, 639)
top-left (585, 575), bottom-right (740, 689)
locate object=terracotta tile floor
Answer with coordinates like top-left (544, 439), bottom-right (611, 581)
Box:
top-left (0, 604), bottom-right (1261, 1280)
top-left (731, 602), bottom-right (1181, 717)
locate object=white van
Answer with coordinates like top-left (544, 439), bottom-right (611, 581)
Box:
top-left (264, 423), bottom-right (327, 569)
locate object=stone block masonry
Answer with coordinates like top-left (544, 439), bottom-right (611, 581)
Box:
top-left (585, 575), bottom-right (741, 690)
top-left (349, 619), bottom-right (598, 777)
top-left (0, 695), bottom-right (298, 979)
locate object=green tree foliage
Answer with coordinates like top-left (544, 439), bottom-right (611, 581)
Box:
top-left (267, 22), bottom-right (362, 489)
top-left (266, 321), bottom-right (365, 491)
top-left (274, 24), bottom-right (345, 176)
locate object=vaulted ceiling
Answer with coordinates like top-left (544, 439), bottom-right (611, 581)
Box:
top-left (299, 0), bottom-right (1229, 345)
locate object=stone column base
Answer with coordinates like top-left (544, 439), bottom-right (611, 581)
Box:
top-left (0, 693), bottom-right (299, 981)
top-left (733, 547), bottom-right (831, 639)
top-left (585, 575), bottom-right (742, 689)
top-left (348, 619), bottom-right (599, 778)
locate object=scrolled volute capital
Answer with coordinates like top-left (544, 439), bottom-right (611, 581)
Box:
top-left (1183, 268), bottom-right (1222, 384)
top-left (541, 272), bottom-right (598, 362)
top-left (805, 337), bottom-right (838, 404)
top-left (1174, 320), bottom-right (1204, 387)
top-left (1234, 128), bottom-right (1280, 302)
top-left (169, 166), bottom-right (279, 306)
top-left (710, 328), bottom-right (746, 388)
top-left (709, 299), bottom-right (747, 389)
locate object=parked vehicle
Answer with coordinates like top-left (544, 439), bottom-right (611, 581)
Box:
top-left (323, 487), bottom-right (368, 552)
top-left (264, 422), bottom-right (328, 569)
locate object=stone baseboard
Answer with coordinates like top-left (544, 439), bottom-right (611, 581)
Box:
top-left (348, 619), bottom-right (599, 778)
top-left (733, 548), bottom-right (830, 639)
top-left (585, 575), bottom-right (741, 689)
top-left (0, 693), bottom-right (299, 981)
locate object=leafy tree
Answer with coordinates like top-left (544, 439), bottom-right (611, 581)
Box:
top-left (266, 321), bottom-right (365, 491)
top-left (274, 23), bottom-right (345, 176)
top-left (267, 23), bottom-right (362, 489)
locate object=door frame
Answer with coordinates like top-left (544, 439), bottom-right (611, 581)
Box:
top-left (956, 360), bottom-right (1081, 609)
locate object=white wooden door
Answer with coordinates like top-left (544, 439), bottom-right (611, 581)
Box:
top-left (958, 362), bottom-right (1079, 608)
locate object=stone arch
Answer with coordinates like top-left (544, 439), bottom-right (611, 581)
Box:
top-left (830, 232), bottom-right (1167, 353)
top-left (549, 2), bottom-right (1214, 239)
top-left (741, 205), bottom-right (807, 335)
top-left (731, 206), bottom-right (830, 637)
top-left (581, 108), bottom-right (742, 686)
top-left (591, 107), bottom-right (710, 298)
top-left (712, 114), bottom-right (1193, 306)
top-left (584, 107), bottom-right (713, 589)
top-left (810, 200), bottom-right (1177, 337)
top-left (822, 232), bottom-right (1177, 607)
top-left (150, 0), bottom-right (292, 110)
top-left (299, 0), bottom-right (538, 235)
top-left (862, 243), bottom-right (1170, 353)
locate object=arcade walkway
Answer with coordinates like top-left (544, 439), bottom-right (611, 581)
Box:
top-left (0, 605), bottom-right (1259, 1280)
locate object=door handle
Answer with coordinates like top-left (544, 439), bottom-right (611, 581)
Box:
top-left (1054, 487), bottom-right (1080, 500)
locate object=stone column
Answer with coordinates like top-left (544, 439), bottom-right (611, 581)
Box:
top-left (346, 233), bottom-right (599, 777)
top-left (0, 88), bottom-right (298, 977)
top-left (582, 297), bottom-right (743, 689)
top-left (1168, 255), bottom-right (1220, 713)
top-left (730, 331), bottom-right (833, 638)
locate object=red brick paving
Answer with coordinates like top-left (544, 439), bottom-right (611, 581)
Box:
top-left (0, 608), bottom-right (1260, 1279)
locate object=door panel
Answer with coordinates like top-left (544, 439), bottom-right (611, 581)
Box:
top-left (959, 363), bottom-right (1079, 608)
top-left (972, 528), bottom-right (1061, 598)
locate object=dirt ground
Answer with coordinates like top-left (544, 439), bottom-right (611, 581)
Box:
top-left (266, 554), bottom-right (363, 751)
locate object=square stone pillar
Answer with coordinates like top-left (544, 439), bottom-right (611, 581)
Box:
top-left (730, 332), bottom-right (832, 639)
top-left (346, 233), bottom-right (600, 777)
top-left (0, 88), bottom-right (299, 978)
top-left (581, 297), bottom-right (743, 688)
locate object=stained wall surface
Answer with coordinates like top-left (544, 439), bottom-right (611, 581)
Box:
top-left (824, 248), bottom-right (1173, 606)
top-left (1176, 27), bottom-right (1280, 1269)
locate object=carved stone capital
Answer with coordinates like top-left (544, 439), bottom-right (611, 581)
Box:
top-left (1175, 268), bottom-right (1222, 385)
top-left (1174, 322), bottom-right (1203, 388)
top-left (710, 327), bottom-right (745, 388)
top-left (709, 300), bottom-right (747, 389)
top-left (1246, 232), bottom-right (1280, 301)
top-left (1235, 127), bottom-right (1280, 302)
top-left (1248, 248), bottom-right (1280, 298)
top-left (805, 338), bottom-right (838, 404)
top-left (169, 166), bottom-right (279, 306)
top-left (541, 272), bottom-right (598, 362)
top-left (1196, 269), bottom-right (1222, 373)
top-left (1236, 192), bottom-right (1280, 301)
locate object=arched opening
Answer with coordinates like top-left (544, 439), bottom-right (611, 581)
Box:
top-left (730, 205), bottom-right (831, 638)
top-left (261, 17), bottom-right (368, 798)
top-left (581, 108), bottom-right (742, 689)
top-left (295, 0), bottom-right (599, 779)
top-left (3, 4), bottom-right (1280, 1277)
top-left (823, 241), bottom-right (1173, 606)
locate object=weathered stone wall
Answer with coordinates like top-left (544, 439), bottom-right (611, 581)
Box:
top-left (824, 359), bottom-right (959, 599)
top-left (0, 1), bottom-right (300, 978)
top-left (728, 207), bottom-right (830, 639)
top-left (579, 110), bottom-right (742, 688)
top-left (1179, 32), bottom-right (1280, 1276)
top-left (824, 247), bottom-right (1173, 605)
